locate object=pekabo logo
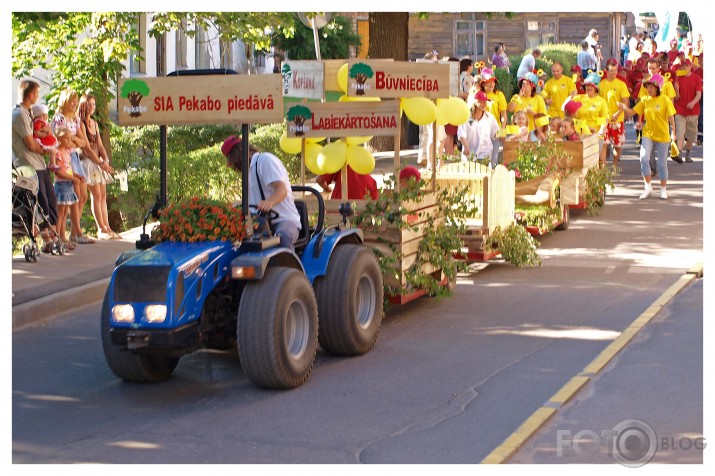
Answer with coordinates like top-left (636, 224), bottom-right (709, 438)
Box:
top-left (286, 104), bottom-right (312, 136)
top-left (281, 63), bottom-right (292, 94)
top-left (349, 63), bottom-right (374, 95)
top-left (120, 79), bottom-right (150, 117)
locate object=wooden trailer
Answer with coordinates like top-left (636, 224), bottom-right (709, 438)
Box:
top-left (435, 162), bottom-right (516, 261)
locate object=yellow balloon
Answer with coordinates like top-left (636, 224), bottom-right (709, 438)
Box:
top-left (306, 136), bottom-right (326, 143)
top-left (304, 143), bottom-right (324, 175)
top-left (317, 140), bottom-right (347, 174)
top-left (345, 136), bottom-right (373, 145)
top-left (337, 63), bottom-right (348, 93)
top-left (403, 97), bottom-right (437, 126)
top-left (440, 96), bottom-right (470, 125)
top-left (339, 94), bottom-right (381, 102)
top-left (279, 131), bottom-right (302, 155)
top-left (346, 144), bottom-right (376, 175)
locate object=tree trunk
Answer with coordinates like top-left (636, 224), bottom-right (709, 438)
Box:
top-left (367, 12), bottom-right (410, 152)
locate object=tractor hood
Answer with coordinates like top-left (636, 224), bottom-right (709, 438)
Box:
top-left (110, 241), bottom-right (240, 329)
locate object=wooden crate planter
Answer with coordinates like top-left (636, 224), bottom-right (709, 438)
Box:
top-left (299, 191), bottom-right (448, 305)
top-left (503, 134), bottom-right (600, 207)
top-left (435, 163), bottom-right (515, 261)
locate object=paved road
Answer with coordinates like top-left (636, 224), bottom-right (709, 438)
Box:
top-left (12, 139), bottom-right (703, 464)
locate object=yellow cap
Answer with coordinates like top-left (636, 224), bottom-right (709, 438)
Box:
top-left (535, 116), bottom-right (550, 128)
top-left (506, 125), bottom-right (521, 134)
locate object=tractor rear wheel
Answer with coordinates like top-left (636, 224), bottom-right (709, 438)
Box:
top-left (237, 267), bottom-right (318, 389)
top-left (314, 244), bottom-right (383, 356)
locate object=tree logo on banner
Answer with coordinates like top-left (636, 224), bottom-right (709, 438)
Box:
top-left (120, 79), bottom-right (151, 118)
top-left (286, 104), bottom-right (312, 136)
top-left (281, 63), bottom-right (292, 94)
top-left (349, 62), bottom-right (374, 95)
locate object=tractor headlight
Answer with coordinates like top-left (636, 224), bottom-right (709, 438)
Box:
top-left (144, 304), bottom-right (167, 323)
top-left (112, 304), bottom-right (135, 323)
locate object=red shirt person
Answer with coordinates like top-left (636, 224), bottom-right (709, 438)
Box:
top-left (673, 59), bottom-right (703, 161)
top-left (317, 165), bottom-right (378, 200)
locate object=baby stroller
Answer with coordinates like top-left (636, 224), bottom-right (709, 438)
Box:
top-left (12, 164), bottom-right (65, 261)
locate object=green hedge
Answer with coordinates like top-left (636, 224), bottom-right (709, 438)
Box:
top-left (493, 67), bottom-right (515, 102)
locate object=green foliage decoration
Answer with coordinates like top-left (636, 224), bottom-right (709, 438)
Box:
top-left (514, 204), bottom-right (562, 233)
top-left (583, 164), bottom-right (619, 215)
top-left (507, 139), bottom-right (574, 182)
top-left (487, 224), bottom-right (542, 267)
top-left (352, 176), bottom-right (473, 308)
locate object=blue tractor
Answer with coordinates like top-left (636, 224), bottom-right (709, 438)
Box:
top-left (102, 71), bottom-right (383, 388)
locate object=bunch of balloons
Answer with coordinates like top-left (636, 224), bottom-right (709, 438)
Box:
top-left (280, 133), bottom-right (376, 176)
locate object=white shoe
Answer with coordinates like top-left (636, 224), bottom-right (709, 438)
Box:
top-left (660, 189), bottom-right (667, 199)
top-left (639, 185), bottom-right (652, 200)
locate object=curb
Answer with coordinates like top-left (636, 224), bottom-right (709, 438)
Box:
top-left (12, 278), bottom-right (109, 331)
top-left (480, 265), bottom-right (702, 464)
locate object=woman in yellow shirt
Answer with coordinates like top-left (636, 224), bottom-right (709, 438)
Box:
top-left (572, 73), bottom-right (609, 135)
top-left (480, 67), bottom-right (507, 165)
top-left (507, 72), bottom-right (546, 132)
top-left (618, 74), bottom-right (677, 199)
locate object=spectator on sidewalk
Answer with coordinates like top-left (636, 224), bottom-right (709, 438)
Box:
top-left (79, 93), bottom-right (120, 239)
top-left (577, 41), bottom-right (598, 77)
top-left (12, 79), bottom-right (59, 251)
top-left (491, 43), bottom-right (511, 73)
top-left (673, 59), bottom-right (702, 162)
top-left (52, 88), bottom-right (95, 244)
top-left (584, 29), bottom-right (603, 70)
top-left (516, 48), bottom-right (541, 80)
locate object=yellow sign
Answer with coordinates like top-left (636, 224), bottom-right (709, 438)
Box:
top-left (346, 60), bottom-right (450, 99)
top-left (117, 75), bottom-right (283, 126)
top-left (286, 101), bottom-right (400, 138)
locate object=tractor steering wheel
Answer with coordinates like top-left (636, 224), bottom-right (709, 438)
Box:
top-left (248, 204), bottom-right (280, 221)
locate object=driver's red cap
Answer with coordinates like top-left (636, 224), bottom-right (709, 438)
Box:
top-left (221, 135), bottom-right (241, 157)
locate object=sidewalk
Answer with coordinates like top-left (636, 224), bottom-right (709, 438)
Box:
top-left (11, 226), bottom-right (145, 330)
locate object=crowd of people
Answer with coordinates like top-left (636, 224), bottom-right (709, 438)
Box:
top-left (416, 28), bottom-right (703, 200)
top-left (12, 79), bottom-right (120, 255)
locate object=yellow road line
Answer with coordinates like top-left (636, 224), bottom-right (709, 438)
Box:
top-left (480, 268), bottom-right (700, 464)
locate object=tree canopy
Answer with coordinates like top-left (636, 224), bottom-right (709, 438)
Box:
top-left (271, 14), bottom-right (361, 60)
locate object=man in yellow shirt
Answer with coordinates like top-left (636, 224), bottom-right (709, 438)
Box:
top-left (542, 62), bottom-right (576, 119)
top-left (599, 61), bottom-right (631, 166)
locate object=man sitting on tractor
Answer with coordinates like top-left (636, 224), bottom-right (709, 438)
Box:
top-left (222, 135), bottom-right (301, 250)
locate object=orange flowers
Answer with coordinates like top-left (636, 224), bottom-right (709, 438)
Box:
top-left (152, 197), bottom-right (246, 243)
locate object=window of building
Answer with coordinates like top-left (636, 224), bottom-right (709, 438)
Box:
top-left (175, 19), bottom-right (188, 68)
top-left (526, 20), bottom-right (557, 50)
top-left (454, 16), bottom-right (486, 59)
top-left (129, 14), bottom-right (146, 75)
top-left (195, 26), bottom-right (211, 69)
top-left (254, 49), bottom-right (265, 68)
